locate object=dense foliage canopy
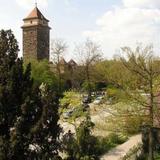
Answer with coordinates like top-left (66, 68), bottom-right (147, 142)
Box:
top-left (0, 29), bottom-right (61, 160)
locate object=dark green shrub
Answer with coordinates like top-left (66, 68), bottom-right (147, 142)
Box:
top-left (63, 115), bottom-right (98, 160)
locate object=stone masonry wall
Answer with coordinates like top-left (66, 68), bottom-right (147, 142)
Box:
top-left (23, 26), bottom-right (37, 59)
top-left (37, 26), bottom-right (50, 60)
top-left (23, 25), bottom-right (50, 60)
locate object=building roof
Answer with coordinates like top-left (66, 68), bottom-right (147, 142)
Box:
top-left (68, 59), bottom-right (77, 66)
top-left (23, 7), bottom-right (49, 22)
top-left (59, 58), bottom-right (67, 65)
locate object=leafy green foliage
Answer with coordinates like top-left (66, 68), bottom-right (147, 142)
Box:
top-left (105, 102), bottom-right (147, 135)
top-left (93, 60), bottom-right (131, 88)
top-left (24, 59), bottom-right (58, 89)
top-left (63, 122), bottom-right (128, 160)
top-left (106, 85), bottom-right (130, 103)
top-left (82, 81), bottom-right (96, 93)
top-left (136, 153), bottom-right (160, 160)
top-left (63, 115), bottom-right (98, 160)
top-left (60, 91), bottom-right (81, 108)
top-left (76, 116), bottom-right (95, 157)
top-left (93, 133), bottom-right (128, 156)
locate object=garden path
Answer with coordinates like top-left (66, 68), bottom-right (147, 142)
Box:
top-left (100, 134), bottom-right (142, 160)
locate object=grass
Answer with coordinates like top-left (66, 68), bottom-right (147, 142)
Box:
top-left (136, 152), bottom-right (160, 160)
top-left (94, 132), bottom-right (128, 156)
top-left (155, 154), bottom-right (160, 160)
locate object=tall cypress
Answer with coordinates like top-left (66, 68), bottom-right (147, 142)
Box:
top-left (0, 30), bottom-right (61, 160)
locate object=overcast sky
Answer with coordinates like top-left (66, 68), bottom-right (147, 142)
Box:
top-left (1, 0), bottom-right (160, 60)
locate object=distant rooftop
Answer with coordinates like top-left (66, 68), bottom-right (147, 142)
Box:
top-left (59, 58), bottom-right (67, 65)
top-left (68, 59), bottom-right (77, 65)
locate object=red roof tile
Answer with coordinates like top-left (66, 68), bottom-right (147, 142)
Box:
top-left (23, 7), bottom-right (49, 22)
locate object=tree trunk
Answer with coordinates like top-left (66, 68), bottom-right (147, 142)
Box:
top-left (148, 76), bottom-right (154, 160)
top-left (86, 66), bottom-right (91, 97)
top-left (57, 63), bottom-right (62, 94)
top-left (148, 128), bottom-right (154, 160)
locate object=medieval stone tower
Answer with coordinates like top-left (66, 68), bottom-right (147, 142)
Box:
top-left (22, 6), bottom-right (51, 60)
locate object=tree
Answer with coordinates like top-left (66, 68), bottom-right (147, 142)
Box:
top-left (50, 39), bottom-right (67, 93)
top-left (75, 39), bottom-right (102, 96)
top-left (28, 85), bottom-right (61, 159)
top-left (0, 30), bottom-right (61, 159)
top-left (93, 60), bottom-right (130, 87)
top-left (120, 45), bottom-right (160, 160)
top-left (63, 114), bottom-right (97, 160)
top-left (0, 29), bottom-right (32, 159)
top-left (24, 58), bottom-right (58, 89)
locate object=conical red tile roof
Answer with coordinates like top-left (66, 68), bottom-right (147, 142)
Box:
top-left (23, 7), bottom-right (49, 22)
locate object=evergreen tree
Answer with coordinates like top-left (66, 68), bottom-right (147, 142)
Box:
top-left (0, 29), bottom-right (32, 159)
top-left (63, 114), bottom-right (97, 160)
top-left (0, 29), bottom-right (61, 160)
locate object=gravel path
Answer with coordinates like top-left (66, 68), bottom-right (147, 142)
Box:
top-left (100, 134), bottom-right (142, 160)
top-left (60, 104), bottom-right (112, 134)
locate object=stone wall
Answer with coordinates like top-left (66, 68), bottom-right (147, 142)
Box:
top-left (37, 26), bottom-right (50, 60)
top-left (23, 26), bottom-right (38, 59)
top-left (22, 25), bottom-right (50, 60)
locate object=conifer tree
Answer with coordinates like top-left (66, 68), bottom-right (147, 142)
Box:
top-left (0, 29), bottom-right (33, 159)
top-left (0, 30), bottom-right (61, 160)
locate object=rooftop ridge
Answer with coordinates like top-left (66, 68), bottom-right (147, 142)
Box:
top-left (23, 7), bottom-right (49, 22)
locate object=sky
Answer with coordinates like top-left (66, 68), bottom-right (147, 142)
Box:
top-left (0, 0), bottom-right (160, 60)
